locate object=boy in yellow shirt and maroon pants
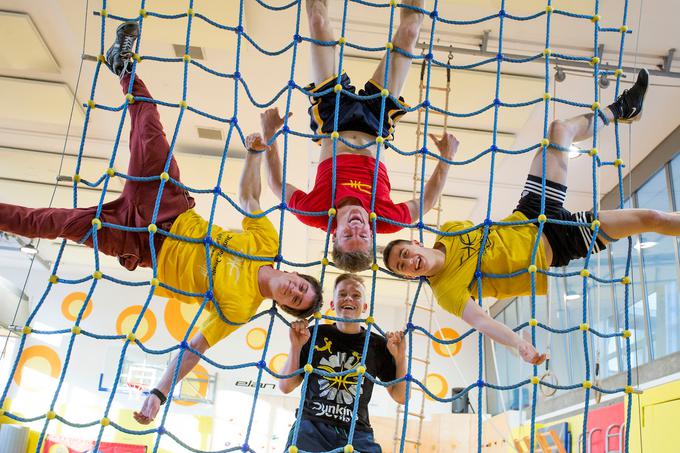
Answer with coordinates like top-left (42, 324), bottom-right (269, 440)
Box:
top-left (384, 69), bottom-right (680, 364)
top-left (0, 22), bottom-right (323, 423)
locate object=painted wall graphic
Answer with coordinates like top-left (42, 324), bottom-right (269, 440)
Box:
top-left (246, 327), bottom-right (267, 350)
top-left (164, 297), bottom-right (209, 342)
top-left (60, 291), bottom-right (93, 321)
top-left (14, 345), bottom-right (61, 390)
top-left (269, 353), bottom-right (288, 376)
top-left (425, 373), bottom-right (449, 400)
top-left (115, 305), bottom-right (157, 343)
top-left (432, 327), bottom-right (462, 357)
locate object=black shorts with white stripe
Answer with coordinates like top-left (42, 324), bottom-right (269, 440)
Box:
top-left (514, 175), bottom-right (609, 267)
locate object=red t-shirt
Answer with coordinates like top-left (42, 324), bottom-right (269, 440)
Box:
top-left (288, 154), bottom-right (411, 233)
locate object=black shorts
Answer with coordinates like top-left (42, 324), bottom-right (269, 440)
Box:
top-left (306, 72), bottom-right (408, 142)
top-left (514, 175), bottom-right (613, 267)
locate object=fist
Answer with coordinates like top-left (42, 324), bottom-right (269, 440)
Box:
top-left (518, 340), bottom-right (547, 365)
top-left (133, 393), bottom-right (162, 425)
top-left (289, 319), bottom-right (311, 349)
top-left (245, 132), bottom-right (269, 153)
top-left (385, 331), bottom-right (406, 359)
top-left (428, 132), bottom-right (459, 160)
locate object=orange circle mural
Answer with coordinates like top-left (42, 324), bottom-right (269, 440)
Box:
top-left (47, 445), bottom-right (69, 453)
top-left (164, 298), bottom-right (210, 342)
top-left (323, 309), bottom-right (336, 325)
top-left (425, 373), bottom-right (448, 400)
top-left (269, 353), bottom-right (288, 376)
top-left (14, 345), bottom-right (61, 387)
top-left (173, 363), bottom-right (209, 407)
top-left (432, 327), bottom-right (462, 357)
top-left (61, 292), bottom-right (93, 321)
top-left (246, 328), bottom-right (267, 350)
top-left (115, 306), bottom-right (157, 343)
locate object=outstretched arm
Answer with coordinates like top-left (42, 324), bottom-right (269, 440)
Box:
top-left (461, 299), bottom-right (546, 365)
top-left (240, 137), bottom-right (264, 213)
top-left (278, 320), bottom-right (310, 394)
top-left (133, 333), bottom-right (210, 424)
top-left (260, 108), bottom-right (300, 204)
top-left (406, 133), bottom-right (458, 220)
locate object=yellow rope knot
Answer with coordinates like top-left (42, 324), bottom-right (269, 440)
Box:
top-left (590, 56), bottom-right (600, 66)
top-left (288, 447), bottom-right (298, 453)
top-left (527, 265), bottom-right (537, 274)
top-left (614, 158), bottom-right (623, 167)
top-left (369, 212), bottom-right (377, 221)
top-left (87, 99), bottom-right (96, 109)
top-left (313, 311), bottom-right (322, 320)
top-left (97, 54), bottom-right (106, 63)
top-left (187, 8), bottom-right (194, 16)
top-left (365, 316), bottom-right (375, 325)
top-left (545, 6), bottom-right (553, 13)
top-left (22, 326), bottom-right (32, 335)
top-left (624, 385), bottom-right (634, 394)
top-left (614, 68), bottom-right (624, 77)
top-left (126, 332), bottom-right (136, 342)
top-left (579, 323), bottom-right (590, 331)
top-left (344, 445), bottom-right (354, 453)
top-left (71, 326), bottom-right (81, 335)
top-left (529, 318), bottom-right (538, 327)
top-left (91, 218), bottom-right (102, 230)
top-left (147, 224), bottom-right (158, 233)
top-left (125, 93), bottom-right (135, 104)
top-left (356, 365), bottom-right (366, 375)
top-left (46, 410), bottom-right (57, 420)
top-left (303, 364), bottom-right (313, 374)
top-left (101, 417), bottom-right (110, 426)
top-left (334, 84), bottom-right (343, 93)
top-left (183, 54), bottom-right (192, 63)
top-left (385, 42), bottom-right (394, 51)
top-left (580, 269), bottom-right (590, 278)
top-left (590, 219), bottom-right (601, 230)
top-left (376, 136), bottom-right (384, 144)
top-left (73, 174), bottom-right (81, 184)
top-left (389, 0), bottom-right (398, 6)
top-left (537, 214), bottom-right (547, 223)
top-left (100, 9), bottom-right (108, 17)
top-left (150, 278), bottom-right (159, 287)
top-left (619, 25), bottom-right (628, 33)
top-left (542, 92), bottom-right (551, 101)
top-left (328, 207), bottom-right (337, 216)
top-left (621, 276), bottom-right (631, 285)
top-left (540, 138), bottom-right (550, 147)
top-left (531, 376), bottom-right (540, 385)
top-left (321, 257), bottom-right (329, 266)
top-left (543, 48), bottom-right (551, 57)
top-left (582, 380), bottom-right (593, 389)
top-left (92, 271), bottom-right (103, 280)
top-left (178, 100), bottom-right (188, 109)
top-left (49, 275), bottom-right (59, 284)
top-left (330, 131), bottom-right (340, 140)
top-left (591, 14), bottom-right (601, 23)
top-left (139, 8), bottom-right (147, 17)
top-left (160, 172), bottom-right (170, 181)
top-left (380, 88), bottom-right (390, 98)
top-left (371, 263), bottom-right (379, 272)
top-left (133, 53), bottom-right (141, 63)
top-left (591, 102), bottom-right (600, 111)
top-left (622, 330), bottom-right (632, 338)
top-left (106, 167), bottom-right (115, 177)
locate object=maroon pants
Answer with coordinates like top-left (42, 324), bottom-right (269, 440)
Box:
top-left (0, 74), bottom-right (195, 270)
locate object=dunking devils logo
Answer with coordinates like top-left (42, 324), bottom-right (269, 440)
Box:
top-left (341, 180), bottom-right (372, 195)
top-left (316, 347), bottom-right (363, 405)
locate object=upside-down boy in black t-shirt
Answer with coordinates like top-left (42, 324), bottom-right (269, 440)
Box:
top-left (278, 274), bottom-right (407, 452)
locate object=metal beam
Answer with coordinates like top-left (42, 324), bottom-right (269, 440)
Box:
top-left (417, 42), bottom-right (680, 79)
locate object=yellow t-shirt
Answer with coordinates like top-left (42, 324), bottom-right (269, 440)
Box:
top-left (156, 210), bottom-right (279, 346)
top-left (428, 211), bottom-right (548, 317)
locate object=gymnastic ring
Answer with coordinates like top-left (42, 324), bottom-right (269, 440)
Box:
top-left (539, 372), bottom-right (558, 397)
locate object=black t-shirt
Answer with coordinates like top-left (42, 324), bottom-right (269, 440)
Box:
top-left (297, 324), bottom-right (397, 432)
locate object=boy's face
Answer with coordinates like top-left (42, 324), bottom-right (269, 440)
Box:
top-left (271, 271), bottom-right (316, 311)
top-left (386, 240), bottom-right (431, 278)
top-left (331, 279), bottom-right (367, 320)
top-left (334, 205), bottom-right (372, 253)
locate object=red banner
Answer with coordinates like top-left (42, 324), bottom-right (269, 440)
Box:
top-left (43, 434), bottom-right (146, 453)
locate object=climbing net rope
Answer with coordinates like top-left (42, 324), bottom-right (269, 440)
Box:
top-left (0, 0), bottom-right (640, 452)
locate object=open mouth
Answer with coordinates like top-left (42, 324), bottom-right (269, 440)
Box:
top-left (348, 213), bottom-right (364, 226)
top-left (415, 256), bottom-right (422, 271)
top-left (339, 303), bottom-right (357, 311)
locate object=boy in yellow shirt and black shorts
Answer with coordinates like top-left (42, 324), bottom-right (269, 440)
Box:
top-left (384, 70), bottom-right (680, 364)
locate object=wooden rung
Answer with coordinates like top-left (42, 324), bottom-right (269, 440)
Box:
top-left (398, 408), bottom-right (426, 418)
top-left (427, 86), bottom-right (450, 92)
top-left (411, 356), bottom-right (429, 364)
top-left (394, 438), bottom-right (422, 445)
top-left (405, 302), bottom-right (435, 312)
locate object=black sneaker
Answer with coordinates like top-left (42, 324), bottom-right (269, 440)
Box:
top-left (105, 21), bottom-right (139, 77)
top-left (607, 68), bottom-right (649, 123)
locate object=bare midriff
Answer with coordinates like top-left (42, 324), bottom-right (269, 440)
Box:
top-left (319, 130), bottom-right (384, 162)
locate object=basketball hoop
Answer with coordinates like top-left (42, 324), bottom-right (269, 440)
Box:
top-left (125, 379), bottom-right (146, 402)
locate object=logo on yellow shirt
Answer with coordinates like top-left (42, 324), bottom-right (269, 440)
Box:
top-left (341, 180), bottom-right (372, 195)
top-left (458, 231), bottom-right (495, 266)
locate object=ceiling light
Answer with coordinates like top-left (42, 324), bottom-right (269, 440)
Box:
top-left (20, 244), bottom-right (38, 255)
top-left (555, 66), bottom-right (566, 83)
top-left (565, 294), bottom-right (581, 301)
top-left (634, 241), bottom-right (657, 250)
top-left (568, 145), bottom-right (581, 159)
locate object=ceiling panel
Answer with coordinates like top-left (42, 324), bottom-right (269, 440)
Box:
top-left (0, 77), bottom-right (83, 127)
top-left (0, 12), bottom-right (59, 73)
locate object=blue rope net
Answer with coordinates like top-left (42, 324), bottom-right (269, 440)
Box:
top-left (0, 1), bottom-right (639, 452)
